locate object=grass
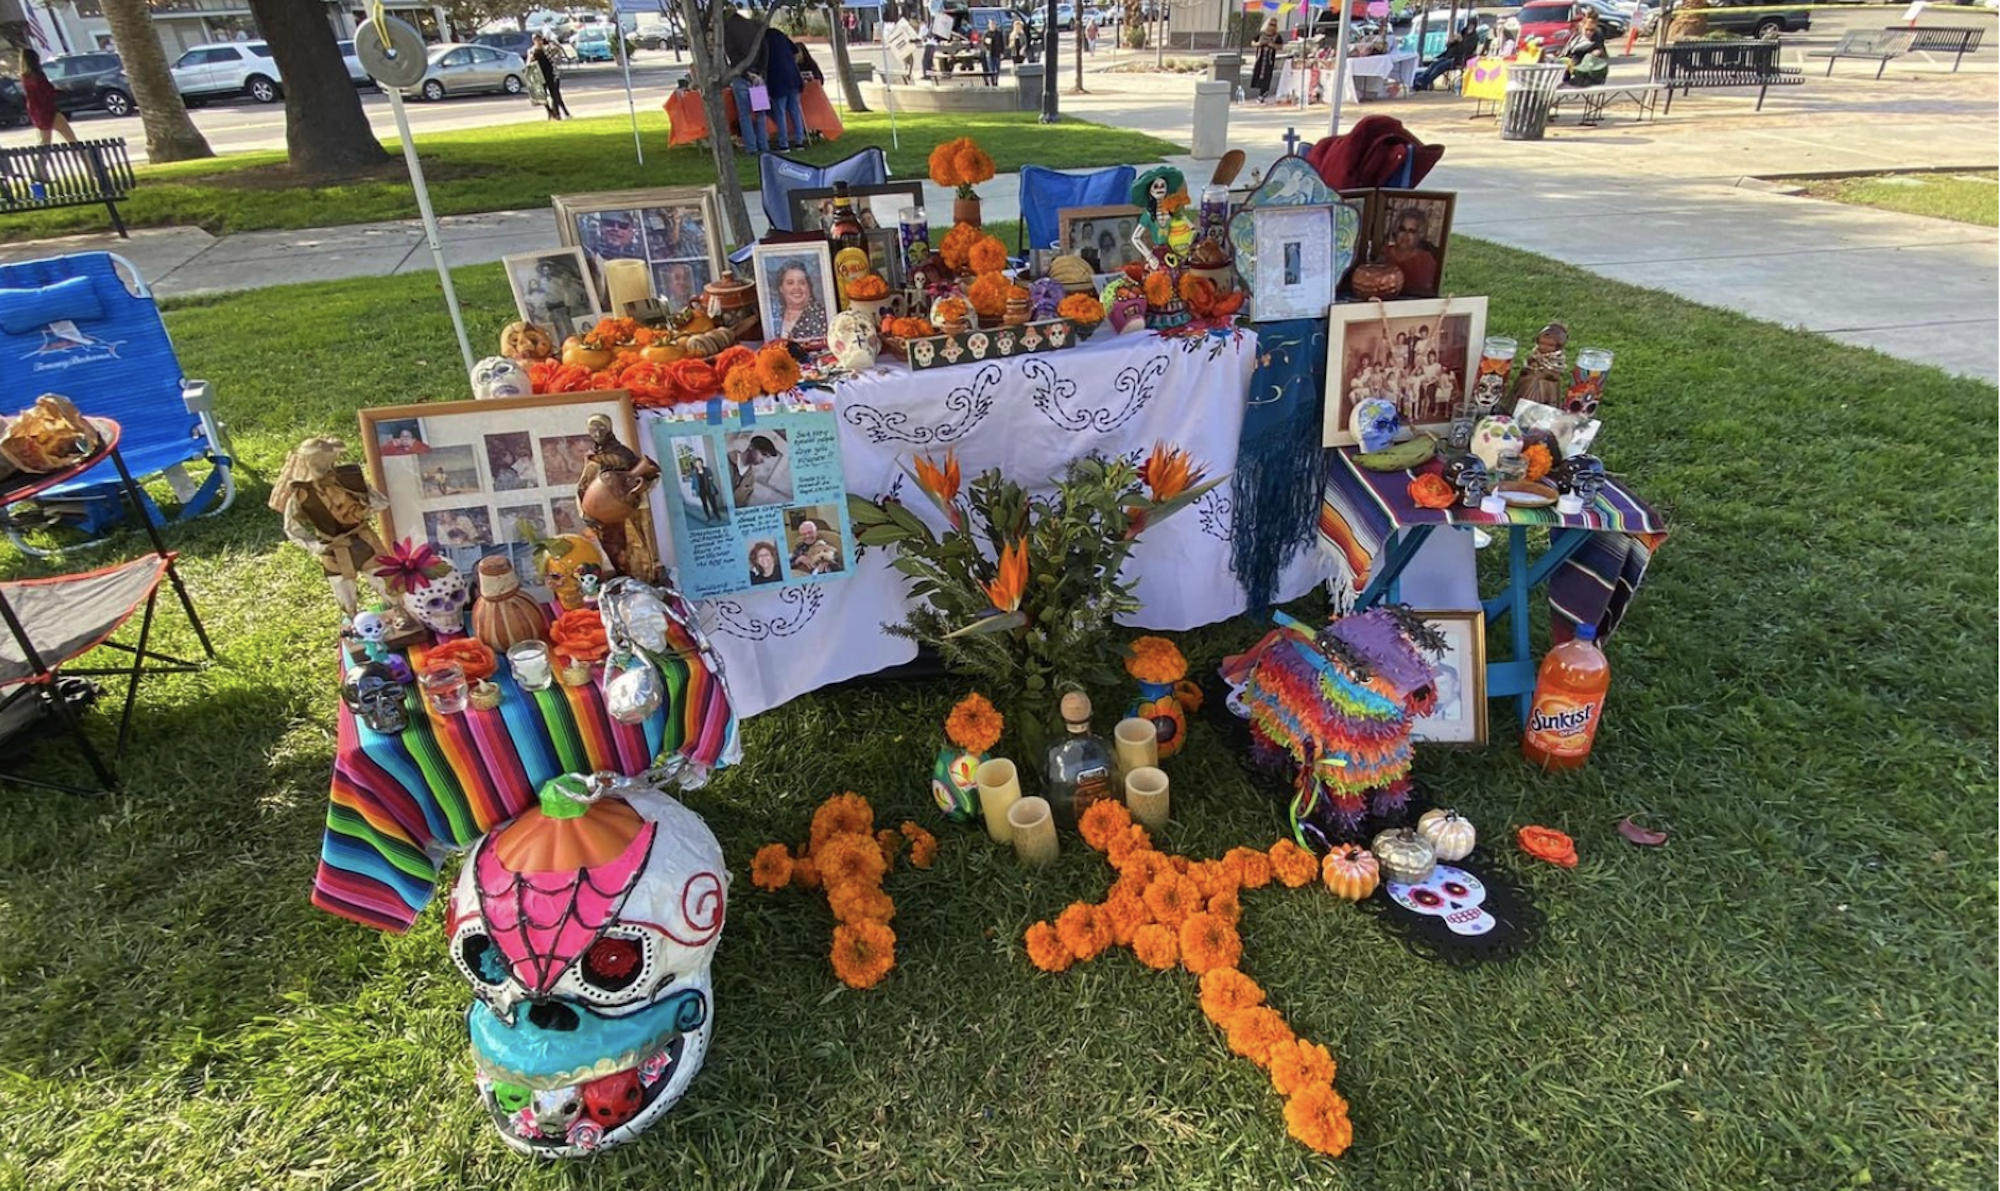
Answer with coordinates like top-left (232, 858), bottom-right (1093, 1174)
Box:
top-left (0, 110), bottom-right (1184, 242)
top-left (0, 241), bottom-right (1994, 1190)
top-left (1787, 171), bottom-right (1999, 228)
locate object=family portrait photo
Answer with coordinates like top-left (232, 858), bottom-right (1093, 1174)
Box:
top-left (375, 418), bottom-right (428, 456)
top-left (1409, 610), bottom-right (1486, 746)
top-left (790, 182), bottom-right (923, 235)
top-left (1059, 205), bottom-right (1143, 273)
top-left (1369, 190), bottom-right (1455, 299)
top-left (425, 505), bottom-right (494, 550)
top-left (752, 243), bottom-right (836, 348)
top-left (538, 434), bottom-right (598, 488)
top-left (786, 505), bottom-right (846, 577)
top-left (726, 429), bottom-right (792, 508)
top-left (504, 248), bottom-right (598, 343)
top-left (484, 432), bottom-right (540, 492)
top-left (419, 445), bottom-right (481, 498)
top-left (1325, 297), bottom-right (1488, 445)
top-left (673, 438), bottom-right (731, 529)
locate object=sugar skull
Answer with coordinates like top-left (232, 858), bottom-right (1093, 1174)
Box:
top-left (1386, 864), bottom-right (1494, 935)
top-left (341, 661), bottom-right (410, 734)
top-left (827, 309), bottom-right (880, 373)
top-left (1553, 454), bottom-right (1607, 502)
top-left (473, 356), bottom-right (533, 401)
top-left (1449, 456), bottom-right (1489, 508)
top-left (965, 332), bottom-right (990, 360)
top-left (911, 339), bottom-right (937, 368)
top-left (1350, 397), bottom-right (1402, 454)
top-left (1469, 416), bottom-right (1522, 471)
top-left (448, 773), bottom-right (727, 1158)
top-left (539, 533), bottom-right (608, 612)
top-left (403, 562), bottom-right (470, 637)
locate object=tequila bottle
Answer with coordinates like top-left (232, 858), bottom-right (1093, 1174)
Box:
top-left (1044, 691), bottom-right (1114, 828)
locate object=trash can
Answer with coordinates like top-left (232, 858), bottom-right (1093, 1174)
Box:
top-left (1500, 62), bottom-right (1564, 141)
top-left (1014, 62), bottom-right (1044, 112)
top-left (1211, 51), bottom-right (1243, 91)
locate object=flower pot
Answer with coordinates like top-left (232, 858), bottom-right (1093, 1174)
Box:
top-left (953, 195), bottom-right (982, 228)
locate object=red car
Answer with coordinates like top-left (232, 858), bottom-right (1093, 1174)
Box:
top-left (1514, 0), bottom-right (1583, 49)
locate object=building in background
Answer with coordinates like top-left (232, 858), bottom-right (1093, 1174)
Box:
top-left (30, 0), bottom-right (447, 58)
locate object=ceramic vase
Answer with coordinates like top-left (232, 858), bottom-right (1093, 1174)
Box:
top-left (1129, 679), bottom-right (1189, 759)
top-left (471, 556), bottom-right (549, 654)
top-left (931, 746), bottom-right (983, 824)
top-left (952, 195), bottom-right (982, 228)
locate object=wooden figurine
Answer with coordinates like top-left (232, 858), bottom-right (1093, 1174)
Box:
top-left (576, 413), bottom-right (663, 584)
top-left (269, 436), bottom-right (387, 617)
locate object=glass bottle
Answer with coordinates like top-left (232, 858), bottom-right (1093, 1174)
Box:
top-left (828, 181), bottom-right (867, 257)
top-left (1044, 691), bottom-right (1114, 828)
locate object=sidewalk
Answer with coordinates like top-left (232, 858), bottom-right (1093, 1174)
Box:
top-left (3, 61), bottom-right (1993, 381)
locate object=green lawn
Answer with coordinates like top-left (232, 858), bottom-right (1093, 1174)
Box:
top-left (0, 111), bottom-right (1184, 242)
top-left (0, 242), bottom-right (1994, 1190)
top-left (1791, 171), bottom-right (1999, 227)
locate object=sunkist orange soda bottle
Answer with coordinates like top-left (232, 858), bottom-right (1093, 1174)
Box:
top-left (1521, 625), bottom-right (1610, 770)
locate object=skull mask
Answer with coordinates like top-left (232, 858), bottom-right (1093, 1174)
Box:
top-left (404, 564), bottom-right (470, 637)
top-left (472, 356), bottom-right (533, 401)
top-left (341, 661), bottom-right (410, 734)
top-left (1386, 864), bottom-right (1494, 936)
top-left (448, 773), bottom-right (727, 1158)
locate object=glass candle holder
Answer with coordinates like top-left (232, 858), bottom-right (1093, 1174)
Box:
top-left (1113, 717), bottom-right (1159, 784)
top-left (1123, 765), bottom-right (1170, 832)
top-left (419, 663), bottom-right (469, 715)
top-left (1007, 796), bottom-right (1059, 866)
top-left (507, 640), bottom-right (553, 691)
top-left (898, 205), bottom-right (929, 266)
top-left (976, 757), bottom-right (1022, 844)
top-left (1569, 347), bottom-right (1613, 414)
top-left (1199, 183), bottom-right (1231, 234)
top-left (1473, 336), bottom-right (1517, 412)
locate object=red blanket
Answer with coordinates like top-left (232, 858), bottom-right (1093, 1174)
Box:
top-left (1305, 114), bottom-right (1444, 191)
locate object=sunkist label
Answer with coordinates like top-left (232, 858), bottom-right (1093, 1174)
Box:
top-left (1525, 695), bottom-right (1600, 757)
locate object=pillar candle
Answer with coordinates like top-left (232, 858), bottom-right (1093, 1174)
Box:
top-left (602, 259), bottom-right (652, 317)
top-left (1007, 796), bottom-right (1059, 866)
top-left (977, 757), bottom-right (1022, 844)
top-left (1114, 717), bottom-right (1159, 778)
top-left (1124, 766), bottom-right (1170, 833)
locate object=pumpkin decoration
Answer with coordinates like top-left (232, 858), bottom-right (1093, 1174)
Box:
top-left (639, 340), bottom-right (688, 365)
top-left (1321, 844), bottom-right (1381, 901)
top-left (471, 555), bottom-right (549, 653)
top-left (1416, 808), bottom-right (1477, 862)
top-left (561, 337), bottom-right (617, 372)
top-left (499, 321), bottom-right (554, 361)
top-left (1370, 827), bottom-right (1437, 886)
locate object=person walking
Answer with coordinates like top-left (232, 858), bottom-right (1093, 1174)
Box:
top-left (1249, 18), bottom-right (1282, 102)
top-left (19, 48), bottom-right (78, 179)
top-left (724, 6), bottom-right (771, 155)
top-left (982, 18), bottom-right (1003, 84)
top-left (530, 34), bottom-right (571, 119)
top-left (762, 23), bottom-right (807, 152)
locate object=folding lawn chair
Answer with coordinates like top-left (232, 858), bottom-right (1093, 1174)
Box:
top-left (1017, 164), bottom-right (1138, 257)
top-left (727, 148), bottom-right (892, 267)
top-left (0, 418), bottom-right (215, 794)
top-left (0, 252), bottom-right (234, 551)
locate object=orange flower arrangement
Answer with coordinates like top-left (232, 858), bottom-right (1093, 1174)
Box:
top-left (1522, 442), bottom-right (1554, 483)
top-left (1124, 635), bottom-right (1187, 685)
top-left (581, 316), bottom-right (638, 352)
top-left (549, 608), bottom-right (609, 664)
top-left (1101, 890), bottom-right (1148, 946)
top-left (711, 343), bottom-right (756, 382)
top-left (1519, 825), bottom-right (1578, 868)
top-left (932, 296), bottom-right (972, 325)
top-left (1142, 269), bottom-right (1175, 307)
top-left (1223, 1005), bottom-right (1296, 1066)
top-left (617, 360), bottom-right (682, 408)
top-left (423, 638), bottom-right (495, 683)
top-left (755, 343), bottom-right (802, 394)
top-left (667, 356), bottom-right (721, 401)
top-left (882, 315), bottom-right (937, 339)
top-left (928, 136), bottom-right (995, 198)
top-left (1143, 871), bottom-right (1203, 928)
top-left (846, 273), bottom-right (891, 301)
top-left (1283, 1084), bottom-right (1354, 1155)
top-left (966, 273), bottom-right (1013, 322)
top-left (1057, 292), bottom-right (1104, 324)
top-left (1199, 967), bottom-right (1266, 1022)
top-left (967, 234), bottom-right (1010, 275)
top-left (722, 366), bottom-right (762, 404)
top-left (945, 692), bottom-right (1004, 754)
top-left (1222, 846), bottom-right (1274, 890)
top-left (1078, 799), bottom-right (1132, 852)
top-left (1268, 839), bottom-right (1320, 888)
top-left (754, 791), bottom-right (938, 989)
top-left (938, 223), bottom-right (982, 272)
top-left (1177, 912), bottom-right (1242, 975)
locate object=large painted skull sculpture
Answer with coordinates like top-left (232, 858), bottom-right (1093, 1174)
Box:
top-left (448, 773), bottom-right (727, 1158)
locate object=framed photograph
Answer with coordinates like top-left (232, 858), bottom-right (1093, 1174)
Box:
top-left (750, 240), bottom-right (837, 350)
top-left (503, 248), bottom-right (600, 344)
top-left (864, 227), bottom-right (906, 289)
top-left (1252, 205), bottom-right (1341, 321)
top-left (552, 187), bottom-right (724, 311)
top-left (788, 182), bottom-right (925, 236)
top-left (359, 390), bottom-right (637, 602)
top-left (1369, 189), bottom-right (1455, 299)
top-left (1410, 610), bottom-right (1487, 746)
top-left (1058, 204), bottom-right (1144, 273)
top-left (1324, 296), bottom-right (1488, 446)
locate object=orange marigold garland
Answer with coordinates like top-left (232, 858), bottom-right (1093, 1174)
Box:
top-left (1268, 839), bottom-right (1320, 888)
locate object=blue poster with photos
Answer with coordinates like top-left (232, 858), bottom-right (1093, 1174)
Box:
top-left (649, 405), bottom-right (855, 600)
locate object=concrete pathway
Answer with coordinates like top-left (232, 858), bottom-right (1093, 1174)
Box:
top-left (3, 52), bottom-right (1993, 381)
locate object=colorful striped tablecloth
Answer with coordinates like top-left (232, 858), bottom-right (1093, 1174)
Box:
top-left (314, 635), bottom-right (735, 933)
top-left (1319, 450), bottom-right (1669, 635)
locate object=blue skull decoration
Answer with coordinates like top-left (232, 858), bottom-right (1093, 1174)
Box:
top-left (1350, 397), bottom-right (1403, 454)
top-left (1444, 455), bottom-right (1489, 507)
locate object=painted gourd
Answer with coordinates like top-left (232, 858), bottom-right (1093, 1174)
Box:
top-left (1416, 808), bottom-right (1477, 862)
top-left (1321, 844), bottom-right (1381, 901)
top-left (471, 555), bottom-right (550, 653)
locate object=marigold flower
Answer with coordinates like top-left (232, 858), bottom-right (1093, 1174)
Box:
top-left (1124, 635), bottom-right (1189, 685)
top-left (1223, 1004), bottom-right (1295, 1067)
top-left (1117, 848), bottom-right (1172, 884)
top-left (750, 843), bottom-right (794, 892)
top-left (810, 791), bottom-right (875, 850)
top-left (928, 141), bottom-right (964, 188)
top-left (1132, 923), bottom-right (1180, 970)
top-left (1268, 839), bottom-right (1320, 888)
top-left (1199, 967), bottom-right (1266, 1025)
top-left (1143, 269), bottom-right (1175, 307)
top-left (1223, 846), bottom-right (1274, 890)
top-left (1283, 1084), bottom-right (1354, 1155)
top-left (967, 272), bottom-right (1013, 321)
top-left (830, 920), bottom-right (896, 990)
top-left (938, 224), bottom-right (982, 272)
top-left (755, 343), bottom-right (802, 394)
top-left (846, 272), bottom-right (891, 301)
top-left (1025, 920), bottom-right (1072, 973)
top-left (722, 365), bottom-right (762, 404)
top-left (711, 343), bottom-right (756, 382)
top-left (815, 830), bottom-right (888, 889)
top-left (1267, 1039), bottom-right (1338, 1098)
top-left (1186, 859), bottom-right (1234, 900)
top-left (876, 828), bottom-right (905, 865)
top-left (1078, 799), bottom-right (1135, 853)
top-left (1058, 292), bottom-right (1103, 323)
top-left (967, 234), bottom-right (1009, 275)
top-left (1101, 890), bottom-right (1149, 946)
top-left (828, 880), bottom-right (896, 925)
top-left (945, 691), bottom-right (1003, 754)
top-left (1207, 888), bottom-right (1242, 926)
top-left (900, 821), bottom-right (939, 868)
top-left (1522, 441), bottom-right (1554, 483)
top-left (1104, 823), bottom-right (1153, 868)
top-left (1056, 902), bottom-right (1113, 963)
top-left (1178, 912), bottom-right (1242, 975)
top-left (1143, 872), bottom-right (1202, 928)
top-left (791, 853), bottom-right (821, 890)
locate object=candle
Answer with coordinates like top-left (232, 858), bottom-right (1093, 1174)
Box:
top-left (1114, 717), bottom-right (1159, 780)
top-left (507, 640), bottom-right (553, 691)
top-left (1570, 347), bottom-right (1614, 414)
top-left (419, 663), bottom-right (469, 715)
top-left (1007, 796), bottom-right (1059, 866)
top-left (1199, 183), bottom-right (1231, 233)
top-left (1473, 336), bottom-right (1518, 412)
top-left (602, 259), bottom-right (651, 317)
top-left (1124, 765), bottom-right (1170, 832)
top-left (977, 757), bottom-right (1022, 844)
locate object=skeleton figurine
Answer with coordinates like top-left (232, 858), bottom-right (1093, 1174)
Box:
top-left (575, 413), bottom-right (662, 584)
top-left (341, 661), bottom-right (412, 735)
top-left (348, 609), bottom-right (393, 666)
top-left (269, 436), bottom-right (388, 617)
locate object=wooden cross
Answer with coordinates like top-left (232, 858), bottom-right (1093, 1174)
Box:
top-left (1282, 126), bottom-right (1302, 157)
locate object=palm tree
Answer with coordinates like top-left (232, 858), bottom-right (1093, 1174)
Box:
top-left (99, 0), bottom-right (212, 162)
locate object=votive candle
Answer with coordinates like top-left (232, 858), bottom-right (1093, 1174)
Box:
top-left (1007, 796), bottom-right (1059, 866)
top-left (1123, 765), bottom-right (1170, 832)
top-left (977, 757), bottom-right (1022, 844)
top-left (507, 640), bottom-right (553, 691)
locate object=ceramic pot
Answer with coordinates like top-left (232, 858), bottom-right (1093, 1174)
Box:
top-left (471, 556), bottom-right (548, 653)
top-left (952, 195), bottom-right (982, 228)
top-left (1350, 260), bottom-right (1405, 300)
top-left (703, 271), bottom-right (760, 334)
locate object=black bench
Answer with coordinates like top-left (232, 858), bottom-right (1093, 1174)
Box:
top-left (1809, 29), bottom-right (1914, 79)
top-left (0, 138), bottom-right (136, 237)
top-left (1902, 25), bottom-right (1984, 71)
top-left (1651, 40), bottom-right (1803, 112)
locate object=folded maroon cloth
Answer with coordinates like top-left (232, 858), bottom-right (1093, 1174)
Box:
top-left (1305, 114), bottom-right (1445, 191)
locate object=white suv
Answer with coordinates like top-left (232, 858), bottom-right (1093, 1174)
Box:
top-left (170, 41), bottom-right (284, 105)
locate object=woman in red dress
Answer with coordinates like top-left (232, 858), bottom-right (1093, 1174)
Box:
top-left (21, 48), bottom-right (79, 155)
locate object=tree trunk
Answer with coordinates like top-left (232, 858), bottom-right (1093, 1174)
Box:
top-left (1072, 9), bottom-right (1085, 91)
top-left (245, 0), bottom-right (389, 175)
top-left (826, 0), bottom-right (868, 112)
top-left (680, 0), bottom-right (778, 249)
top-left (99, 0), bottom-right (212, 162)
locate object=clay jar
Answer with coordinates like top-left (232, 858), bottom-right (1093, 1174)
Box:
top-left (471, 556), bottom-right (549, 653)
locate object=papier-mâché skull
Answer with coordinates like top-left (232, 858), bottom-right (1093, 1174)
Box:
top-left (826, 309), bottom-right (879, 373)
top-left (403, 563), bottom-right (469, 637)
top-left (472, 356), bottom-right (533, 401)
top-left (448, 773), bottom-right (727, 1158)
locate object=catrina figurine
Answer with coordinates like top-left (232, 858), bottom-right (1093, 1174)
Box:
top-left (1128, 166), bottom-right (1195, 267)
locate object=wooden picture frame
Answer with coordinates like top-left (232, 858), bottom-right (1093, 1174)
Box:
top-left (502, 247), bottom-right (601, 345)
top-left (359, 390), bottom-right (637, 602)
top-left (552, 186), bottom-right (725, 312)
top-left (750, 240), bottom-right (838, 350)
top-left (1324, 295), bottom-right (1488, 446)
top-left (1058, 203), bottom-right (1144, 273)
top-left (1409, 609), bottom-right (1487, 746)
top-left (787, 181), bottom-right (925, 236)
top-left (1369, 189), bottom-right (1456, 299)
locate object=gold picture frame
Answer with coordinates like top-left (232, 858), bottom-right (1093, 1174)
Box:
top-left (1410, 609), bottom-right (1487, 747)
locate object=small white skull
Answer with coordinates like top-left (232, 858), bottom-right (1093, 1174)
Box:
top-left (403, 564), bottom-right (469, 636)
top-left (472, 356), bottom-right (532, 401)
top-left (826, 309), bottom-right (880, 373)
top-left (351, 609), bottom-right (387, 643)
top-left (1386, 864), bottom-right (1495, 936)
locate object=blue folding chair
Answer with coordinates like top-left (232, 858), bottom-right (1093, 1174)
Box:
top-left (1017, 164), bottom-right (1138, 256)
top-left (727, 147), bottom-right (892, 266)
top-left (0, 252), bottom-right (234, 550)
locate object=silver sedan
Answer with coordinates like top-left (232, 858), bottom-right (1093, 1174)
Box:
top-left (391, 43), bottom-right (529, 101)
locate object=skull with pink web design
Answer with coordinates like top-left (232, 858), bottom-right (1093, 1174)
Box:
top-left (446, 772), bottom-right (727, 1157)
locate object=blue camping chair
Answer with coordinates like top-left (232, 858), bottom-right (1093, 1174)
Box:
top-left (1017, 164), bottom-right (1138, 256)
top-left (727, 147), bottom-right (892, 266)
top-left (0, 252), bottom-right (233, 549)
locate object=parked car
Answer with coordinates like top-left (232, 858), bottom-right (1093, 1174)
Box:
top-left (630, 21), bottom-right (684, 49)
top-left (0, 76), bottom-right (26, 127)
top-left (571, 24), bottom-right (616, 61)
top-left (1512, 0), bottom-right (1582, 47)
top-left (332, 39), bottom-right (373, 85)
top-left (1053, 3), bottom-right (1077, 29)
top-left (42, 52), bottom-right (135, 116)
top-left (471, 30), bottom-right (537, 59)
top-left (391, 43), bottom-right (528, 100)
top-left (1658, 0), bottom-right (1809, 38)
top-left (170, 41), bottom-right (282, 105)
